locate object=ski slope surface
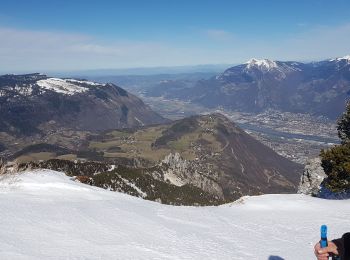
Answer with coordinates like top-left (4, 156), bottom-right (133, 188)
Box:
top-left (0, 170), bottom-right (349, 260)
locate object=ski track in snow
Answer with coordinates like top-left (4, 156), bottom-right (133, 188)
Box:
top-left (0, 169), bottom-right (349, 260)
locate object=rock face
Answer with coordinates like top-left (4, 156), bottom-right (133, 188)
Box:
top-left (0, 73), bottom-right (166, 136)
top-left (0, 159), bottom-right (20, 182)
top-left (157, 153), bottom-right (224, 198)
top-left (144, 56), bottom-right (350, 119)
top-left (159, 153), bottom-right (189, 186)
top-left (298, 158), bottom-right (327, 196)
top-left (0, 158), bottom-right (6, 175)
top-left (298, 157), bottom-right (350, 199)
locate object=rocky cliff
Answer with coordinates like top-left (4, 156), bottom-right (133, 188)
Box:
top-left (298, 158), bottom-right (326, 196)
top-left (298, 157), bottom-right (350, 199)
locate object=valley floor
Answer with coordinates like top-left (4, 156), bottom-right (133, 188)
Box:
top-left (0, 170), bottom-right (349, 260)
top-left (144, 96), bottom-right (338, 164)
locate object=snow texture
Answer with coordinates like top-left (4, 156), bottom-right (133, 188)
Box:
top-left (134, 117), bottom-right (145, 126)
top-left (246, 58), bottom-right (278, 70)
top-left (330, 55), bottom-right (350, 62)
top-left (36, 78), bottom-right (103, 95)
top-left (0, 170), bottom-right (349, 260)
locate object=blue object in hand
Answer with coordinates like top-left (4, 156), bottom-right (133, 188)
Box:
top-left (321, 225), bottom-right (328, 248)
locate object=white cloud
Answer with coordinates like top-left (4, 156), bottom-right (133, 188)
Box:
top-left (200, 23), bottom-right (350, 63)
top-left (0, 27), bottom-right (192, 72)
top-left (205, 29), bottom-right (235, 42)
top-left (0, 23), bottom-right (350, 73)
top-left (279, 23), bottom-right (350, 60)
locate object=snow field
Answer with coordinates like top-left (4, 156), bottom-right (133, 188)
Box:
top-left (0, 170), bottom-right (349, 260)
top-left (36, 78), bottom-right (103, 95)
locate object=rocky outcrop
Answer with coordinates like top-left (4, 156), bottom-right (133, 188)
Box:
top-left (0, 158), bottom-right (6, 175)
top-left (298, 157), bottom-right (350, 199)
top-left (0, 158), bottom-right (19, 175)
top-left (298, 158), bottom-right (326, 196)
top-left (157, 153), bottom-right (224, 198)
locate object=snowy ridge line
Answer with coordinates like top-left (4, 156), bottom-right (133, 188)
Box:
top-left (219, 58), bottom-right (302, 79)
top-left (36, 77), bottom-right (104, 95)
top-left (246, 58), bottom-right (278, 70)
top-left (330, 55), bottom-right (350, 62)
top-left (65, 78), bottom-right (104, 86)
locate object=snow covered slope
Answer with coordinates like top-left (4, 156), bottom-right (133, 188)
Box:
top-left (245, 58), bottom-right (278, 71)
top-left (0, 170), bottom-right (349, 260)
top-left (36, 78), bottom-right (90, 95)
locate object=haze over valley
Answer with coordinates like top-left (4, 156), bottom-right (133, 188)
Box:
top-left (83, 56), bottom-right (348, 164)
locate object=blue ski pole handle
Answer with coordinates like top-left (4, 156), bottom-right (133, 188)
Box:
top-left (320, 225), bottom-right (328, 248)
top-left (320, 225), bottom-right (341, 260)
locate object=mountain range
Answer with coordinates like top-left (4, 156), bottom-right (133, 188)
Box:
top-left (143, 56), bottom-right (350, 119)
top-left (0, 73), bottom-right (166, 136)
top-left (0, 72), bottom-right (305, 204)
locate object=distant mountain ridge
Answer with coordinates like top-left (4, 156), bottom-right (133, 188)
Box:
top-left (0, 73), bottom-right (166, 136)
top-left (144, 56), bottom-right (350, 119)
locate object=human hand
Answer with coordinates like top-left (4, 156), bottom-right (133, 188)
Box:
top-left (314, 241), bottom-right (339, 260)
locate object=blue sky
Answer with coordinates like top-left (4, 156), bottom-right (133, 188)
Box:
top-left (1, 0), bottom-right (350, 72)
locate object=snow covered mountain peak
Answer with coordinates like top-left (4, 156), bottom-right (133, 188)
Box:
top-left (36, 78), bottom-right (105, 95)
top-left (219, 58), bottom-right (298, 80)
top-left (330, 55), bottom-right (350, 63)
top-left (246, 58), bottom-right (278, 70)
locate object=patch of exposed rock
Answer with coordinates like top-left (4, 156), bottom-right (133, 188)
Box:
top-left (298, 157), bottom-right (350, 199)
top-left (155, 153), bottom-right (224, 198)
top-left (298, 157), bottom-right (326, 196)
top-left (0, 159), bottom-right (20, 175)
